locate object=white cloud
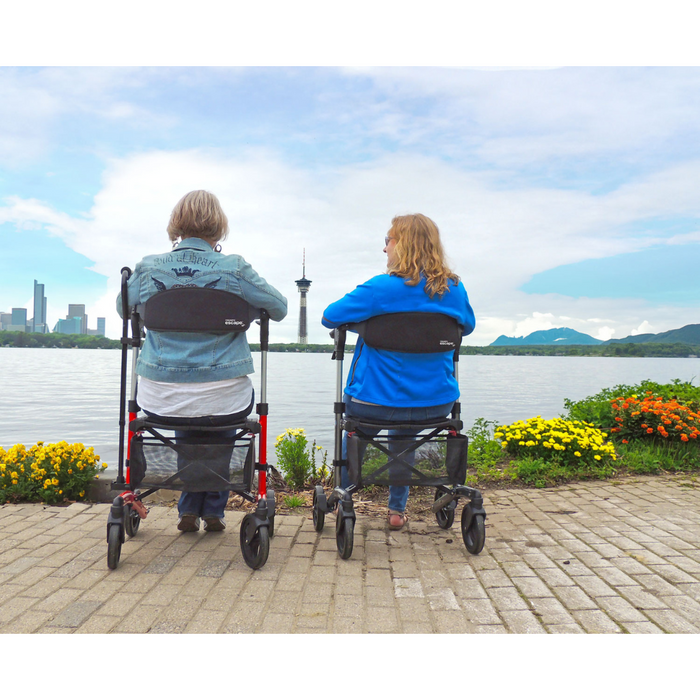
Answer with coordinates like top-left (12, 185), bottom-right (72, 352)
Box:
top-left (629, 321), bottom-right (655, 336)
top-left (3, 148), bottom-right (700, 344)
top-left (595, 326), bottom-right (615, 341)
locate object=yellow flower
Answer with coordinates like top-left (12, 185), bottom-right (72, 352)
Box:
top-left (574, 451), bottom-right (581, 457)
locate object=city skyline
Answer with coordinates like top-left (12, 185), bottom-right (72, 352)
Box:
top-left (0, 277), bottom-right (105, 336)
top-left (1, 67), bottom-right (699, 343)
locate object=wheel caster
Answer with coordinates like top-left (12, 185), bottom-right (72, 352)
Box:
top-left (434, 489), bottom-right (455, 529)
top-left (268, 514), bottom-right (275, 539)
top-left (336, 508), bottom-right (354, 560)
top-left (240, 514), bottom-right (270, 570)
top-left (107, 524), bottom-right (122, 570)
top-left (124, 504), bottom-right (141, 538)
top-left (313, 485), bottom-right (326, 532)
top-left (462, 509), bottom-right (485, 555)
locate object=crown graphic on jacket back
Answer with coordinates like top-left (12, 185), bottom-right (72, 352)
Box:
top-left (172, 266), bottom-right (200, 278)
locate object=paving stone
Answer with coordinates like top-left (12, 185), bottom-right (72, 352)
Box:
top-left (500, 609), bottom-right (546, 633)
top-left (47, 600), bottom-right (103, 628)
top-left (364, 606), bottom-right (399, 633)
top-left (594, 596), bottom-right (649, 623)
top-left (570, 609), bottom-right (623, 633)
top-left (487, 586), bottom-right (529, 612)
top-left (644, 608), bottom-right (700, 633)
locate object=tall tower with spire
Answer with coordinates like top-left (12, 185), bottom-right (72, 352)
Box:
top-left (294, 249), bottom-right (312, 344)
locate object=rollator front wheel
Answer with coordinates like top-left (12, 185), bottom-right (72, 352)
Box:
top-left (434, 489), bottom-right (455, 529)
top-left (107, 525), bottom-right (122, 570)
top-left (124, 504), bottom-right (140, 538)
top-left (240, 515), bottom-right (270, 570)
top-left (336, 513), bottom-right (354, 560)
top-left (462, 511), bottom-right (485, 555)
top-left (268, 515), bottom-right (275, 539)
top-left (312, 486), bottom-right (325, 532)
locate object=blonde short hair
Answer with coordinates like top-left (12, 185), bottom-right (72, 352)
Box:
top-left (387, 213), bottom-right (459, 297)
top-left (167, 190), bottom-right (229, 243)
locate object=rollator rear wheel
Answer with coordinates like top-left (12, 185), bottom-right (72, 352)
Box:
top-left (462, 511), bottom-right (485, 555)
top-left (240, 515), bottom-right (270, 570)
top-left (434, 489), bottom-right (455, 529)
top-left (336, 513), bottom-right (354, 559)
top-left (107, 525), bottom-right (122, 570)
top-left (313, 486), bottom-right (325, 532)
top-left (124, 504), bottom-right (140, 538)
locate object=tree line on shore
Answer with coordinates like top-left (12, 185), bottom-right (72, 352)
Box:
top-left (2, 330), bottom-right (699, 357)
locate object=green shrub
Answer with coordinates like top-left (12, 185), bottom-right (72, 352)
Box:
top-left (274, 429), bottom-right (329, 489)
top-left (274, 428), bottom-right (312, 490)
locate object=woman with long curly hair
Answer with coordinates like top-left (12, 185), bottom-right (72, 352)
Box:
top-left (322, 214), bottom-right (475, 529)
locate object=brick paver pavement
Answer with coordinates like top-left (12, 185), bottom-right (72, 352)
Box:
top-left (2, 474), bottom-right (700, 633)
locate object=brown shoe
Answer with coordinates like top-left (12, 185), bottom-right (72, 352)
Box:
top-left (177, 515), bottom-right (200, 532)
top-left (204, 517), bottom-right (226, 532)
top-left (388, 511), bottom-right (408, 530)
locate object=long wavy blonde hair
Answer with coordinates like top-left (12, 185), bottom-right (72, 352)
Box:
top-left (387, 214), bottom-right (459, 297)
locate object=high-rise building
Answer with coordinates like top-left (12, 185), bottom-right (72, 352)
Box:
top-left (294, 250), bottom-right (312, 344)
top-left (0, 312), bottom-right (12, 330)
top-left (7, 308), bottom-right (29, 332)
top-left (67, 304), bottom-right (87, 335)
top-left (54, 317), bottom-right (83, 334)
top-left (32, 279), bottom-right (48, 333)
top-left (97, 317), bottom-right (106, 337)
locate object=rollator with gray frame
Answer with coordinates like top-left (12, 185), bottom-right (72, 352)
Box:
top-left (107, 267), bottom-right (277, 571)
top-left (312, 312), bottom-right (487, 559)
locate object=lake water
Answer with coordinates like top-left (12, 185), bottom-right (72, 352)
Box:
top-left (1, 348), bottom-right (698, 478)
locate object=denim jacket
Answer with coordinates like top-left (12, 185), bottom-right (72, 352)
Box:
top-left (117, 238), bottom-right (288, 383)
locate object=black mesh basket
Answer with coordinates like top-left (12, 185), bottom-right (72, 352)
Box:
top-left (346, 431), bottom-right (467, 488)
top-left (129, 433), bottom-right (255, 492)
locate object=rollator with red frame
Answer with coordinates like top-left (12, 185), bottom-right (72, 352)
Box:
top-left (107, 267), bottom-right (276, 571)
top-left (312, 312), bottom-right (487, 559)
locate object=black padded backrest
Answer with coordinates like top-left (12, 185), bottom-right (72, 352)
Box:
top-left (348, 313), bottom-right (462, 354)
top-left (138, 288), bottom-right (256, 333)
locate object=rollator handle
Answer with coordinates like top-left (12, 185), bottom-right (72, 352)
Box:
top-left (331, 327), bottom-right (347, 361)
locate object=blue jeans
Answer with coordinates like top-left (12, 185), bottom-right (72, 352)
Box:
top-left (144, 396), bottom-right (254, 520)
top-left (341, 394), bottom-right (454, 513)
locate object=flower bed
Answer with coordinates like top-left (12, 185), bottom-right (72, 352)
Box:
top-left (610, 392), bottom-right (700, 444)
top-left (0, 441), bottom-right (106, 505)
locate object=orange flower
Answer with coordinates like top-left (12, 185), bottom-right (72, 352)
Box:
top-left (622, 439), bottom-right (629, 444)
top-left (681, 434), bottom-right (689, 442)
top-left (641, 424), bottom-right (648, 429)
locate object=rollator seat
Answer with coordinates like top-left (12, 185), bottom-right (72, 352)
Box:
top-left (343, 417), bottom-right (463, 432)
top-left (129, 416), bottom-right (261, 434)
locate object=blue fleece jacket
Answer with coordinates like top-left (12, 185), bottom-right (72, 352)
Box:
top-left (321, 274), bottom-right (475, 407)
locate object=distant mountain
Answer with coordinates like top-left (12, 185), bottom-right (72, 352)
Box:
top-left (604, 324), bottom-right (700, 345)
top-left (490, 327), bottom-right (603, 346)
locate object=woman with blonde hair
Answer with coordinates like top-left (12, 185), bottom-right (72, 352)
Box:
top-left (118, 190), bottom-right (287, 533)
top-left (322, 214), bottom-right (475, 530)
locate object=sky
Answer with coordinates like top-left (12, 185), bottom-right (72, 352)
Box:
top-left (1, 16), bottom-right (700, 346)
